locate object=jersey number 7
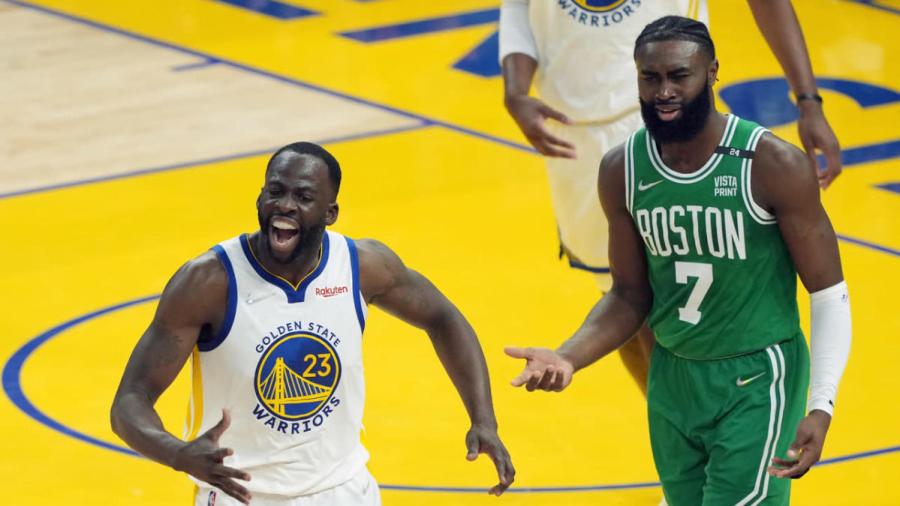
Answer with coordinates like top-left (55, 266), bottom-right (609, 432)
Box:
top-left (674, 261), bottom-right (713, 325)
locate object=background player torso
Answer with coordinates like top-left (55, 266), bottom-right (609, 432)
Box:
top-left (529, 0), bottom-right (709, 122)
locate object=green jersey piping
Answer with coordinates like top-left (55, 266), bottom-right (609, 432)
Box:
top-left (741, 127), bottom-right (777, 225)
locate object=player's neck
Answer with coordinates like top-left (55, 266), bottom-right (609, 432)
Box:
top-left (658, 112), bottom-right (728, 173)
top-left (253, 232), bottom-right (323, 286)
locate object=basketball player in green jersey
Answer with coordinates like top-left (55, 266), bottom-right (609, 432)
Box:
top-left (506, 16), bottom-right (851, 505)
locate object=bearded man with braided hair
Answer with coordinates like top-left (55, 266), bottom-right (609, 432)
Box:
top-left (507, 16), bottom-right (851, 505)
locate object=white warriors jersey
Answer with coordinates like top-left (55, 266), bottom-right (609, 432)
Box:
top-left (527, 0), bottom-right (708, 122)
top-left (185, 230), bottom-right (369, 497)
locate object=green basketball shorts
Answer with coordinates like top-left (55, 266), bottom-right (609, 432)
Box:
top-left (648, 336), bottom-right (810, 505)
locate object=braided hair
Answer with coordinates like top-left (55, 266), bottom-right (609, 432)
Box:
top-left (634, 16), bottom-right (715, 60)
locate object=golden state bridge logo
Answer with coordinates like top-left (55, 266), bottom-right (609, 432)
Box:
top-left (254, 332), bottom-right (341, 426)
top-left (572, 0), bottom-right (628, 12)
top-left (560, 0), bottom-right (642, 27)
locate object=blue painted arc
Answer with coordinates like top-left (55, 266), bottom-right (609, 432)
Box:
top-left (4, 287), bottom-right (900, 493)
top-left (719, 78), bottom-right (900, 129)
top-left (1, 296), bottom-right (159, 458)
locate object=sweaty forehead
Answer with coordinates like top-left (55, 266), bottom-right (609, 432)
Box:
top-left (266, 153), bottom-right (327, 183)
top-left (636, 39), bottom-right (707, 69)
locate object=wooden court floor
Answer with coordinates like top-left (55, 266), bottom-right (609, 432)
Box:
top-left (1, 1), bottom-right (898, 504)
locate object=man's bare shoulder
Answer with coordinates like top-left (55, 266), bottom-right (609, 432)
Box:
top-left (354, 238), bottom-right (405, 302)
top-left (174, 250), bottom-right (228, 292)
top-left (600, 143), bottom-right (627, 176)
top-left (157, 250), bottom-right (229, 320)
top-left (598, 143), bottom-right (628, 212)
top-left (752, 133), bottom-right (819, 209)
top-left (753, 133), bottom-right (816, 185)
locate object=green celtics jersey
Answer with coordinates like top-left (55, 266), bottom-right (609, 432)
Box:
top-left (626, 115), bottom-right (802, 359)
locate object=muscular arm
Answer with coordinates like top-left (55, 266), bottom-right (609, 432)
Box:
top-left (752, 134), bottom-right (842, 292)
top-left (506, 147), bottom-right (651, 391)
top-left (110, 252), bottom-right (251, 503)
top-left (754, 134), bottom-right (850, 479)
top-left (357, 239), bottom-right (514, 494)
top-left (747, 0), bottom-right (842, 187)
top-left (555, 147), bottom-right (653, 369)
top-left (110, 252), bottom-right (225, 464)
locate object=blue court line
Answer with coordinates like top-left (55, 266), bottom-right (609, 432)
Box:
top-left (4, 0), bottom-right (898, 260)
top-left (0, 122), bottom-right (430, 200)
top-left (839, 139), bottom-right (900, 167)
top-left (380, 481), bottom-right (663, 493)
top-left (836, 234), bottom-right (900, 257)
top-left (7, 1), bottom-right (900, 178)
top-left (9, 0), bottom-right (900, 173)
top-left (819, 445), bottom-right (900, 465)
top-left (340, 8), bottom-right (498, 43)
top-left (211, 0), bottom-right (317, 20)
top-left (569, 258), bottom-right (611, 274)
top-left (1, 295), bottom-right (158, 458)
top-left (847, 0), bottom-right (900, 16)
top-left (4, 0), bottom-right (533, 156)
top-left (172, 57), bottom-right (221, 72)
top-left (4, 294), bottom-right (900, 493)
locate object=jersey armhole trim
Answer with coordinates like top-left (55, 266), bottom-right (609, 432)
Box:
top-left (345, 237), bottom-right (367, 333)
top-left (741, 127), bottom-right (777, 225)
top-left (199, 245), bottom-right (237, 352)
top-left (625, 132), bottom-right (635, 214)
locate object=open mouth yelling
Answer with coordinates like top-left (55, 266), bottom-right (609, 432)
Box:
top-left (656, 104), bottom-right (681, 121)
top-left (269, 216), bottom-right (300, 256)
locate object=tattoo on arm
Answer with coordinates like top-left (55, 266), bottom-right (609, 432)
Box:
top-left (151, 332), bottom-right (186, 369)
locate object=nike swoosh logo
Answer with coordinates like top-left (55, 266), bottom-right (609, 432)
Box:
top-left (736, 372), bottom-right (766, 387)
top-left (638, 179), bottom-right (663, 191)
top-left (246, 292), bottom-right (276, 305)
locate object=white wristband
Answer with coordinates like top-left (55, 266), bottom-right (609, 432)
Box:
top-left (808, 280), bottom-right (852, 416)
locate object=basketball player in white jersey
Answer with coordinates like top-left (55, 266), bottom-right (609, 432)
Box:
top-left (499, 0), bottom-right (842, 393)
top-left (110, 142), bottom-right (515, 505)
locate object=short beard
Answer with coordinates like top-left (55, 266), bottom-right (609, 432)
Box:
top-left (640, 80), bottom-right (712, 144)
top-left (283, 223), bottom-right (325, 264)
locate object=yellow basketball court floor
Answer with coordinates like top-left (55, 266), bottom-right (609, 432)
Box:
top-left (1, 1), bottom-right (898, 504)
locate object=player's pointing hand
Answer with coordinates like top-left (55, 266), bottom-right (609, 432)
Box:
top-left (505, 346), bottom-right (575, 392)
top-left (173, 409), bottom-right (252, 504)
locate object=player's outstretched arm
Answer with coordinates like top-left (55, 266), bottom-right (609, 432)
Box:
top-left (747, 0), bottom-right (842, 187)
top-left (752, 134), bottom-right (851, 480)
top-left (357, 239), bottom-right (515, 496)
top-left (110, 252), bottom-right (252, 504)
top-left (506, 146), bottom-right (653, 391)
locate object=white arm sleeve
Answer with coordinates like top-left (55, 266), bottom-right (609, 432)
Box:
top-left (807, 280), bottom-right (852, 416)
top-left (499, 0), bottom-right (538, 64)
